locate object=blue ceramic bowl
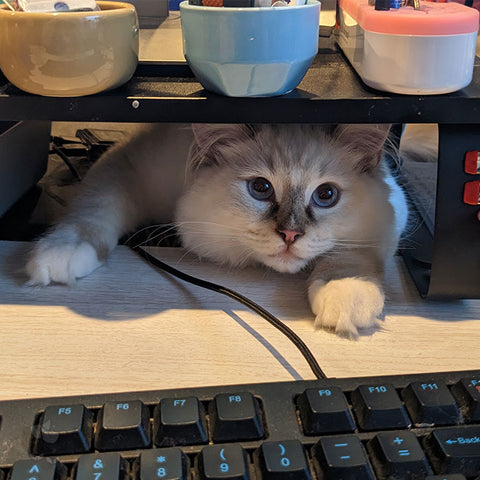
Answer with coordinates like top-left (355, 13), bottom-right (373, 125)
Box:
top-left (179, 0), bottom-right (320, 97)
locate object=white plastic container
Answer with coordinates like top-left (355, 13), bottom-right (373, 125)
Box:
top-left (336, 0), bottom-right (479, 94)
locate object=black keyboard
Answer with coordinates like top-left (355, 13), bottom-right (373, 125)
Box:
top-left (0, 370), bottom-right (479, 480)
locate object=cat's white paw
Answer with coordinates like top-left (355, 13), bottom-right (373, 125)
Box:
top-left (26, 241), bottom-right (102, 286)
top-left (308, 277), bottom-right (384, 339)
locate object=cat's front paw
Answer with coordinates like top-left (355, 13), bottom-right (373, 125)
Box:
top-left (26, 236), bottom-right (102, 286)
top-left (308, 277), bottom-right (384, 339)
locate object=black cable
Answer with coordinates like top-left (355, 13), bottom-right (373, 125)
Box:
top-left (50, 142), bottom-right (83, 182)
top-left (132, 245), bottom-right (327, 380)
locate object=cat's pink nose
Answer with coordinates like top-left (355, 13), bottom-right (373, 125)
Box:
top-left (277, 229), bottom-right (304, 245)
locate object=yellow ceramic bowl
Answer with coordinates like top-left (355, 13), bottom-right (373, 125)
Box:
top-left (0, 1), bottom-right (139, 97)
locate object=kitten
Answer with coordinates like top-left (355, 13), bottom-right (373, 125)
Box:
top-left (26, 123), bottom-right (408, 339)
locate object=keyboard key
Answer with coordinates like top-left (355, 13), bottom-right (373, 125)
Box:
top-left (402, 382), bottom-right (460, 426)
top-left (312, 434), bottom-right (375, 479)
top-left (350, 384), bottom-right (411, 430)
top-left (11, 459), bottom-right (67, 480)
top-left (255, 440), bottom-right (312, 479)
top-left (451, 377), bottom-right (480, 422)
top-left (297, 387), bottom-right (355, 435)
top-left (209, 392), bottom-right (264, 442)
top-left (3, 370), bottom-right (480, 480)
top-left (153, 396), bottom-right (208, 446)
top-left (199, 444), bottom-right (250, 480)
top-left (367, 431), bottom-right (431, 478)
top-left (95, 400), bottom-right (151, 451)
top-left (76, 452), bottom-right (125, 480)
top-left (424, 425), bottom-right (480, 476)
top-left (139, 448), bottom-right (189, 480)
top-left (34, 404), bottom-right (93, 455)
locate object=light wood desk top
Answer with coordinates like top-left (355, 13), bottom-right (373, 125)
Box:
top-left (1, 240), bottom-right (479, 402)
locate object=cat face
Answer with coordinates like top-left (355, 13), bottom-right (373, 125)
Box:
top-left (175, 124), bottom-right (394, 273)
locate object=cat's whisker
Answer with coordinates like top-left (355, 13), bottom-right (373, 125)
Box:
top-left (231, 248), bottom-right (256, 268)
top-left (178, 237), bottom-right (255, 268)
top-left (173, 220), bottom-right (245, 233)
top-left (138, 227), bottom-right (244, 246)
top-left (400, 215), bottom-right (428, 242)
top-left (129, 229), bottom-right (166, 250)
top-left (171, 227), bottom-right (239, 236)
top-left (124, 223), bottom-right (175, 246)
top-left (334, 238), bottom-right (380, 244)
top-left (125, 223), bottom-right (188, 250)
top-left (145, 225), bottom-right (181, 244)
top-left (173, 233), bottom-right (242, 242)
top-left (175, 242), bottom-right (252, 267)
top-left (148, 232), bottom-right (180, 247)
top-left (146, 228), bottom-right (166, 244)
top-left (176, 247), bottom-right (201, 265)
top-left (187, 238), bottom-right (238, 253)
top-left (332, 242), bottom-right (381, 249)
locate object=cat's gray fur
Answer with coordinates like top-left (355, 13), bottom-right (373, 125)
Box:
top-left (26, 123), bottom-right (409, 338)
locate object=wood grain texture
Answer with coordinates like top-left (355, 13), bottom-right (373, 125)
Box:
top-left (1, 240), bottom-right (479, 401)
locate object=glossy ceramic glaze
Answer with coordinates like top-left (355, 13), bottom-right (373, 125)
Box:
top-left (180, 0), bottom-right (320, 97)
top-left (0, 1), bottom-right (139, 97)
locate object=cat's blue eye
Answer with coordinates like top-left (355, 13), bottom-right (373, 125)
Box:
top-left (247, 177), bottom-right (274, 201)
top-left (311, 183), bottom-right (339, 208)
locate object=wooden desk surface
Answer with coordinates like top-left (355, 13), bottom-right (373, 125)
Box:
top-left (1, 240), bottom-right (479, 402)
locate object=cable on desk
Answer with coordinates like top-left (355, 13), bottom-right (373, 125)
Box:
top-left (131, 245), bottom-right (327, 380)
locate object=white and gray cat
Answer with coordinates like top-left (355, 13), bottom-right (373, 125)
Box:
top-left (26, 123), bottom-right (409, 338)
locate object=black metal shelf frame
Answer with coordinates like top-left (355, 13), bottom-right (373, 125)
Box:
top-left (2, 39), bottom-right (480, 299)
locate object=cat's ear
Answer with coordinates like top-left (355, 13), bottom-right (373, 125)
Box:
top-left (334, 124), bottom-right (392, 173)
top-left (190, 124), bottom-right (256, 169)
